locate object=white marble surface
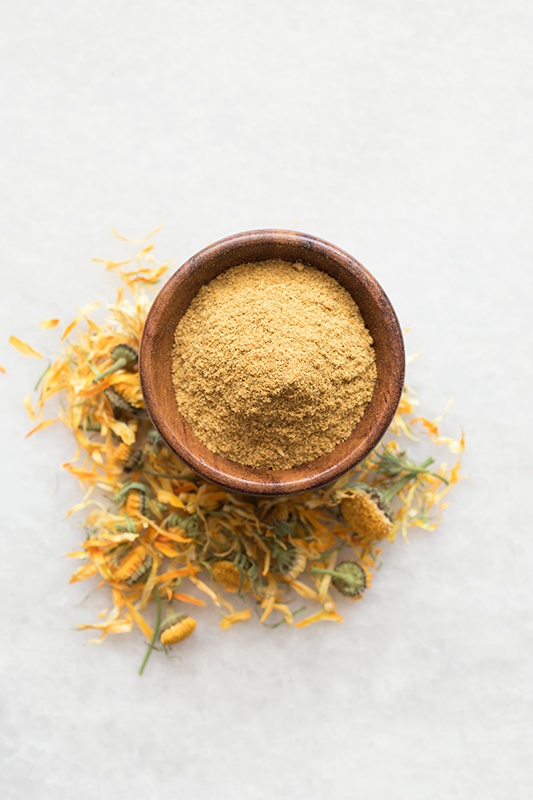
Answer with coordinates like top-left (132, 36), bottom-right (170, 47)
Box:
top-left (1, 2), bottom-right (532, 798)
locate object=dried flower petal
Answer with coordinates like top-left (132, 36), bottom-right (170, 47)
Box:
top-left (10, 336), bottom-right (43, 358)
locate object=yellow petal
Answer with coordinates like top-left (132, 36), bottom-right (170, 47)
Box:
top-left (0, 364), bottom-right (6, 374)
top-left (108, 420), bottom-right (137, 444)
top-left (76, 615), bottom-right (133, 643)
top-left (112, 223), bottom-right (163, 244)
top-left (60, 302), bottom-right (100, 340)
top-left (123, 600), bottom-right (153, 640)
top-left (153, 541), bottom-right (180, 558)
top-left (25, 418), bottom-right (59, 437)
top-left (287, 579), bottom-right (319, 601)
top-left (156, 490), bottom-right (184, 508)
top-left (220, 609), bottom-right (252, 630)
top-left (64, 494), bottom-right (94, 518)
top-left (69, 562), bottom-right (98, 583)
top-left (189, 575), bottom-right (234, 611)
top-left (294, 610), bottom-right (343, 629)
top-left (172, 592), bottom-right (207, 608)
top-left (9, 336), bottom-right (43, 358)
top-left (39, 318), bottom-right (60, 329)
top-left (23, 393), bottom-right (35, 421)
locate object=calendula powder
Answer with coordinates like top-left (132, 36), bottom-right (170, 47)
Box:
top-left (172, 259), bottom-right (377, 469)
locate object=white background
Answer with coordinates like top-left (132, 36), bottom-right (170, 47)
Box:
top-left (1, 2), bottom-right (532, 799)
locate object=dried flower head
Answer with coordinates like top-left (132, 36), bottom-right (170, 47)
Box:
top-left (115, 545), bottom-right (153, 586)
top-left (124, 488), bottom-right (148, 517)
top-left (110, 343), bottom-right (138, 369)
top-left (339, 488), bottom-right (393, 544)
top-left (330, 560), bottom-right (372, 598)
top-left (273, 547), bottom-right (307, 581)
top-left (212, 560), bottom-right (250, 593)
top-left (160, 613), bottom-right (196, 646)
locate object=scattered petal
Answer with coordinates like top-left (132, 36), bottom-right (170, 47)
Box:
top-left (294, 611), bottom-right (343, 628)
top-left (69, 562), bottom-right (98, 583)
top-left (60, 302), bottom-right (100, 340)
top-left (25, 418), bottom-right (59, 437)
top-left (156, 490), bottom-right (184, 508)
top-left (23, 394), bottom-right (35, 421)
top-left (9, 336), bottom-right (43, 358)
top-left (123, 600), bottom-right (153, 640)
top-left (220, 609), bottom-right (252, 630)
top-left (112, 223), bottom-right (163, 244)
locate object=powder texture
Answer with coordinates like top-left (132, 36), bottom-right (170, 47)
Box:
top-left (172, 259), bottom-right (377, 470)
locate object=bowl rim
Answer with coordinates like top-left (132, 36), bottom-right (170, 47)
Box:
top-left (140, 229), bottom-right (405, 495)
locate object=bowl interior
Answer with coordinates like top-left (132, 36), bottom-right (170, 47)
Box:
top-left (139, 230), bottom-right (404, 495)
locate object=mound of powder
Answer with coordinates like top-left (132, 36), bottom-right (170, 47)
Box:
top-left (172, 259), bottom-right (377, 470)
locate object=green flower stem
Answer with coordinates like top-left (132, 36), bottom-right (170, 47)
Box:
top-left (34, 361), bottom-right (51, 391)
top-left (309, 566), bottom-right (348, 581)
top-left (114, 482), bottom-right (150, 503)
top-left (92, 357), bottom-right (127, 382)
top-left (138, 586), bottom-right (162, 677)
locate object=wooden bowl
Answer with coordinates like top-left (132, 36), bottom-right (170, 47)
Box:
top-left (139, 229), bottom-right (404, 496)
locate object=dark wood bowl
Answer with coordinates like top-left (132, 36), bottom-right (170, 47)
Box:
top-left (139, 229), bottom-right (405, 496)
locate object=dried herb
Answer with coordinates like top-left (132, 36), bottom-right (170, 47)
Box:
top-left (17, 231), bottom-right (464, 673)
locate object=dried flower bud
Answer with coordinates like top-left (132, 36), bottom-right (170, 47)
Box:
top-left (330, 561), bottom-right (371, 598)
top-left (160, 613), bottom-right (196, 646)
top-left (124, 489), bottom-right (148, 517)
top-left (339, 488), bottom-right (393, 543)
top-left (115, 545), bottom-right (153, 586)
top-left (212, 560), bottom-right (249, 593)
top-left (110, 343), bottom-right (138, 369)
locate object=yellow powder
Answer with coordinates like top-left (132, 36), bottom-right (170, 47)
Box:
top-left (172, 259), bottom-right (377, 470)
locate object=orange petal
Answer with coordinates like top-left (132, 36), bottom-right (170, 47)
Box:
top-left (156, 567), bottom-right (197, 583)
top-left (60, 302), bottom-right (100, 341)
top-left (123, 600), bottom-right (153, 640)
top-left (294, 610), bottom-right (343, 629)
top-left (39, 318), bottom-right (60, 329)
top-left (156, 490), bottom-right (184, 508)
top-left (112, 224), bottom-right (163, 244)
top-left (69, 562), bottom-right (98, 583)
top-left (9, 336), bottom-right (43, 358)
top-left (153, 541), bottom-right (180, 558)
top-left (0, 364), bottom-right (6, 374)
top-left (25, 418), bottom-right (59, 437)
top-left (23, 393), bottom-right (35, 421)
top-left (173, 592), bottom-right (207, 608)
top-left (220, 609), bottom-right (252, 630)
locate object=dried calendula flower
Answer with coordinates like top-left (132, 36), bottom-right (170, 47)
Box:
top-left (122, 447), bottom-right (144, 473)
top-left (212, 560), bottom-right (249, 593)
top-left (93, 343), bottom-right (139, 382)
top-left (115, 545), bottom-right (153, 586)
top-left (160, 613), bottom-right (196, 646)
top-left (310, 560), bottom-right (372, 599)
top-left (339, 488), bottom-right (393, 543)
top-left (104, 386), bottom-right (139, 419)
top-left (110, 343), bottom-right (139, 369)
top-left (124, 488), bottom-right (148, 517)
top-left (272, 545), bottom-right (307, 581)
top-left (113, 380), bottom-right (144, 411)
top-left (335, 447), bottom-right (449, 544)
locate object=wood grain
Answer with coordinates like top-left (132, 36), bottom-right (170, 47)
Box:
top-left (139, 229), bottom-right (405, 496)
